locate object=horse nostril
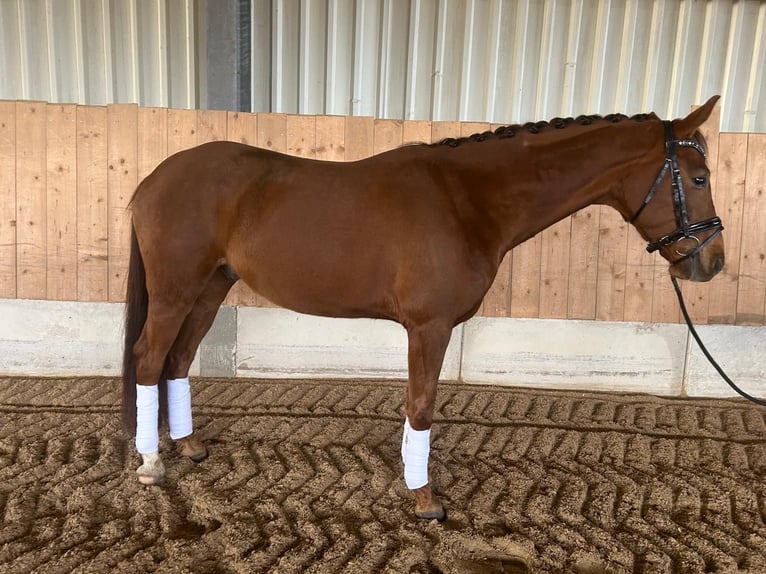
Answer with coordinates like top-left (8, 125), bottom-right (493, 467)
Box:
top-left (712, 254), bottom-right (724, 274)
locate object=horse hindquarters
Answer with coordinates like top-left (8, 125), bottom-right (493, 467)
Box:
top-left (122, 217), bottom-right (234, 484)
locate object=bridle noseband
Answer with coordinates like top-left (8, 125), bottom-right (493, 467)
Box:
top-left (627, 121), bottom-right (723, 265)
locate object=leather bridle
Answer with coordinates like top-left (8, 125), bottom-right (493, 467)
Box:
top-left (629, 122), bottom-right (765, 407)
top-left (627, 121), bottom-right (723, 265)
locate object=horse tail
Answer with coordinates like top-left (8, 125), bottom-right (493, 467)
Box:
top-left (121, 223), bottom-right (168, 434)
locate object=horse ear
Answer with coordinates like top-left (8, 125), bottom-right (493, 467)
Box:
top-left (675, 95), bottom-right (720, 138)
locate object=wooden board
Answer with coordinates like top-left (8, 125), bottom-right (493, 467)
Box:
top-left (286, 115), bottom-right (317, 158)
top-left (460, 122), bottom-right (489, 140)
top-left (76, 105), bottom-right (109, 301)
top-left (167, 108), bottom-right (198, 155)
top-left (736, 134), bottom-right (766, 325)
top-left (138, 107), bottom-right (168, 181)
top-left (567, 206), bottom-right (600, 319)
top-left (45, 104), bottom-right (78, 301)
top-left (482, 253), bottom-right (512, 317)
top-left (0, 102), bottom-right (17, 298)
top-left (226, 111), bottom-right (257, 146)
top-left (623, 228), bottom-right (655, 323)
top-left (344, 116), bottom-right (374, 160)
top-left (197, 109), bottom-right (227, 144)
top-left (315, 116), bottom-right (346, 161)
top-left (15, 102), bottom-right (47, 299)
top-left (538, 218), bottom-right (571, 319)
top-left (107, 104), bottom-right (138, 302)
top-left (430, 121), bottom-right (461, 144)
top-left (257, 113), bottom-right (287, 154)
top-left (373, 119), bottom-right (403, 154)
top-left (706, 133), bottom-right (747, 324)
top-left (402, 120), bottom-right (432, 146)
top-left (510, 234), bottom-right (542, 318)
top-left (651, 257), bottom-right (680, 323)
top-left (595, 207), bottom-right (628, 321)
top-left (3, 103), bottom-right (765, 330)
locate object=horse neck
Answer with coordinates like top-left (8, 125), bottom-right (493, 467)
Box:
top-left (453, 122), bottom-right (659, 254)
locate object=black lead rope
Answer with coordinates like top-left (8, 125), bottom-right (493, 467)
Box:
top-left (671, 276), bottom-right (766, 407)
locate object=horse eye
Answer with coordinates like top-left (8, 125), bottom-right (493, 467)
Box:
top-left (692, 176), bottom-right (707, 187)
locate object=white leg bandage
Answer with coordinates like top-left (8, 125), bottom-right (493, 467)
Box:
top-left (401, 417), bottom-right (431, 489)
top-left (135, 384), bottom-right (159, 454)
top-left (167, 377), bottom-right (193, 440)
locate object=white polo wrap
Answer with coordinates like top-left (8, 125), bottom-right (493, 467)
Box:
top-left (401, 417), bottom-right (430, 489)
top-left (167, 377), bottom-right (193, 440)
top-left (135, 384), bottom-right (159, 454)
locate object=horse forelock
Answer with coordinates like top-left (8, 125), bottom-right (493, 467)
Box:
top-left (425, 111), bottom-right (660, 148)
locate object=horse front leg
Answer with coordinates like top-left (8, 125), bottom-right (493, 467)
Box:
top-left (403, 320), bottom-right (453, 521)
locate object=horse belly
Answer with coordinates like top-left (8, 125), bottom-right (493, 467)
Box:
top-left (231, 236), bottom-right (397, 320)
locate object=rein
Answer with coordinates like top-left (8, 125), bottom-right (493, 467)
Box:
top-left (630, 121), bottom-right (763, 406)
top-left (672, 276), bottom-right (766, 407)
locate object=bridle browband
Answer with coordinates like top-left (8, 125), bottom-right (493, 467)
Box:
top-left (627, 121), bottom-right (723, 265)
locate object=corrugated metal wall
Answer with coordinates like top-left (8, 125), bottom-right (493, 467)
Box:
top-left (1, 0), bottom-right (764, 132)
top-left (0, 0), bottom-right (198, 108)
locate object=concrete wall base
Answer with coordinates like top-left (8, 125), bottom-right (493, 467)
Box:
top-left (1, 299), bottom-right (763, 400)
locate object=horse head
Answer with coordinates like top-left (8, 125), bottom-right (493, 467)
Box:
top-left (623, 96), bottom-right (724, 282)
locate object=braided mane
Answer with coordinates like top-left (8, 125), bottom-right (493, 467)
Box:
top-left (431, 112), bottom-right (658, 148)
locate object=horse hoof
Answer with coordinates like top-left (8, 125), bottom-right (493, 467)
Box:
top-left (137, 473), bottom-right (163, 486)
top-left (412, 483), bottom-right (447, 522)
top-left (189, 450), bottom-right (209, 463)
top-left (137, 452), bottom-right (165, 486)
top-left (177, 433), bottom-right (208, 462)
top-left (416, 506), bottom-right (447, 522)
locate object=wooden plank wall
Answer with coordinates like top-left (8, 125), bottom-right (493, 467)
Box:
top-left (0, 101), bottom-right (764, 326)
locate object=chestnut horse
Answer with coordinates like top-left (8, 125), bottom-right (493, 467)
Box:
top-left (123, 96), bottom-right (724, 520)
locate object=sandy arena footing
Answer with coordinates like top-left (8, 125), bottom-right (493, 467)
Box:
top-left (0, 376), bottom-right (764, 573)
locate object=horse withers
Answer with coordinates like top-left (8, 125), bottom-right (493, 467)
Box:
top-left (122, 96), bottom-right (724, 521)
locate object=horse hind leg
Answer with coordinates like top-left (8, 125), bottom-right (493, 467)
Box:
top-left (165, 267), bottom-right (237, 463)
top-left (133, 299), bottom-right (194, 486)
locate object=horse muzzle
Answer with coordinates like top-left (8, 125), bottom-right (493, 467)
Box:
top-left (667, 232), bottom-right (725, 282)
